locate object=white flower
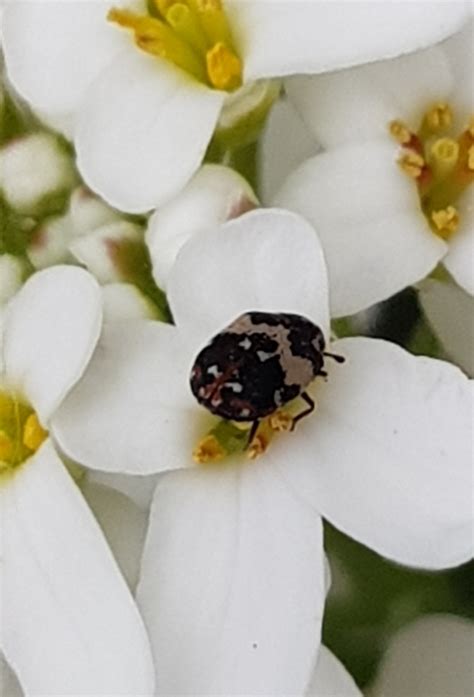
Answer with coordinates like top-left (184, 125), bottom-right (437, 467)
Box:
top-left (369, 614), bottom-right (474, 697)
top-left (275, 20), bottom-right (474, 317)
top-left (146, 163), bottom-right (257, 289)
top-left (52, 209), bottom-right (473, 694)
top-left (1, 1), bottom-right (469, 212)
top-left (0, 267), bottom-right (154, 695)
top-left (307, 646), bottom-right (362, 697)
top-left (418, 277), bottom-right (474, 377)
top-left (0, 132), bottom-right (76, 214)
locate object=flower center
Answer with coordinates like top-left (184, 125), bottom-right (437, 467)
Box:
top-left (0, 390), bottom-right (48, 475)
top-left (192, 391), bottom-right (316, 465)
top-left (389, 105), bottom-right (474, 240)
top-left (108, 0), bottom-right (242, 91)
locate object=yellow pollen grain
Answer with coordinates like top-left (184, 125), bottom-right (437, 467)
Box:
top-left (431, 206), bottom-right (460, 239)
top-left (22, 413), bottom-right (48, 452)
top-left (246, 433), bottom-right (269, 460)
top-left (422, 102), bottom-right (453, 133)
top-left (206, 41), bottom-right (242, 90)
top-left (389, 120), bottom-right (412, 145)
top-left (398, 150), bottom-right (425, 178)
top-left (0, 430), bottom-right (13, 460)
top-left (193, 434), bottom-right (226, 463)
top-left (269, 411), bottom-right (293, 433)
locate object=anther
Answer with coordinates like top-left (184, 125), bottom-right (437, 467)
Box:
top-left (422, 102), bottom-right (453, 133)
top-left (206, 41), bottom-right (242, 90)
top-left (269, 411), bottom-right (293, 433)
top-left (389, 120), bottom-right (413, 145)
top-left (431, 206), bottom-right (459, 240)
top-left (399, 150), bottom-right (425, 179)
top-left (468, 145), bottom-right (474, 172)
top-left (246, 433), bottom-right (269, 460)
top-left (193, 434), bottom-right (226, 463)
top-left (22, 413), bottom-right (48, 452)
top-left (0, 430), bottom-right (13, 461)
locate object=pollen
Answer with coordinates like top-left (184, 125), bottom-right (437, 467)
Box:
top-left (193, 434), bottom-right (226, 463)
top-left (0, 430), bottom-right (13, 461)
top-left (390, 101), bottom-right (473, 241)
top-left (109, 0), bottom-right (242, 92)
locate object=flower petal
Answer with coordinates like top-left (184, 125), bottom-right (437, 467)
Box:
top-left (443, 206), bottom-right (474, 296)
top-left (2, 1), bottom-right (128, 116)
top-left (76, 51), bottom-right (224, 212)
top-left (52, 320), bottom-right (198, 475)
top-left (3, 266), bottom-right (102, 424)
top-left (80, 480), bottom-right (148, 591)
top-left (418, 278), bottom-right (474, 377)
top-left (1, 440), bottom-right (155, 696)
top-left (306, 646), bottom-right (362, 697)
top-left (274, 141), bottom-right (446, 317)
top-left (275, 337), bottom-right (473, 569)
top-left (371, 614), bottom-right (474, 697)
top-left (137, 462), bottom-right (325, 695)
top-left (167, 207), bottom-right (330, 345)
top-left (285, 44), bottom-right (453, 148)
top-left (229, 0), bottom-right (470, 81)
top-left (0, 654), bottom-right (23, 697)
top-left (146, 164), bottom-right (258, 290)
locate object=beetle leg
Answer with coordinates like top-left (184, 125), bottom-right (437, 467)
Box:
top-left (291, 392), bottom-right (315, 431)
top-left (323, 351), bottom-right (345, 364)
top-left (246, 419), bottom-right (260, 448)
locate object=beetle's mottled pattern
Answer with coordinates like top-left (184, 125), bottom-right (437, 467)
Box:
top-left (190, 311), bottom-right (326, 421)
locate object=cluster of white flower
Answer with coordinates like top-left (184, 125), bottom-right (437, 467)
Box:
top-left (0, 2), bottom-right (472, 696)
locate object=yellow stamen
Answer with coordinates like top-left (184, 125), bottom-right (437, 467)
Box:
top-left (206, 41), bottom-right (242, 90)
top-left (389, 120), bottom-right (413, 145)
top-left (193, 434), bottom-right (226, 463)
top-left (246, 433), bottom-right (269, 460)
top-left (269, 411), bottom-right (293, 433)
top-left (166, 3), bottom-right (209, 53)
top-left (22, 413), bottom-right (48, 452)
top-left (108, 8), bottom-right (207, 82)
top-left (192, 0), bottom-right (236, 51)
top-left (431, 206), bottom-right (459, 240)
top-left (467, 116), bottom-right (474, 138)
top-left (398, 150), bottom-right (425, 179)
top-left (468, 145), bottom-right (474, 172)
top-left (429, 137), bottom-right (460, 178)
top-left (154, 0), bottom-right (178, 15)
top-left (0, 430), bottom-right (13, 460)
top-left (421, 102), bottom-right (453, 134)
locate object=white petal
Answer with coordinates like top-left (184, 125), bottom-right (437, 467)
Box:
top-left (1, 441), bottom-right (154, 696)
top-left (418, 278), bottom-right (474, 377)
top-left (306, 646), bottom-right (362, 697)
top-left (3, 266), bottom-right (102, 424)
top-left (0, 254), bottom-right (24, 306)
top-left (258, 96), bottom-right (320, 205)
top-left (370, 614), bottom-right (474, 697)
top-left (285, 44), bottom-right (453, 149)
top-left (274, 142), bottom-right (446, 317)
top-left (275, 337), bottom-right (473, 569)
top-left (137, 462), bottom-right (325, 695)
top-left (443, 203), bottom-right (474, 295)
top-left (2, 1), bottom-right (128, 115)
top-left (85, 469), bottom-right (159, 511)
top-left (80, 480), bottom-right (148, 591)
top-left (168, 207), bottom-right (330, 345)
top-left (228, 0), bottom-right (470, 81)
top-left (146, 163), bottom-right (258, 290)
top-left (52, 320), bottom-right (198, 475)
top-left (76, 51), bottom-right (225, 213)
top-left (443, 19), bottom-right (474, 117)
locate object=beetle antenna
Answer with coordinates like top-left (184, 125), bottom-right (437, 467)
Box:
top-left (323, 352), bottom-right (345, 364)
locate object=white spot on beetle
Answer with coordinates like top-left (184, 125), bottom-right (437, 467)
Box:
top-left (227, 382), bottom-right (243, 393)
top-left (257, 350), bottom-right (274, 361)
top-left (239, 337), bottom-right (252, 350)
top-left (208, 364), bottom-right (221, 377)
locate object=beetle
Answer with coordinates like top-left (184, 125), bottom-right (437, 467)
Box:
top-left (189, 311), bottom-right (344, 444)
